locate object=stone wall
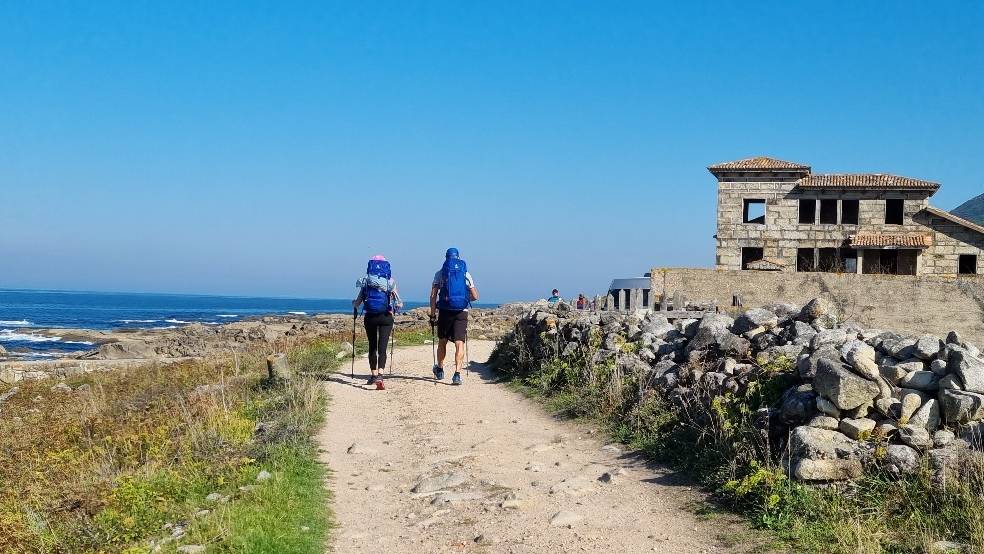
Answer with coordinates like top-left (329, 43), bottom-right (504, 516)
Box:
top-left (651, 267), bottom-right (984, 345)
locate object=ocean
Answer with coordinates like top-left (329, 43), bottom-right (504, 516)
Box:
top-left (0, 289), bottom-right (429, 358)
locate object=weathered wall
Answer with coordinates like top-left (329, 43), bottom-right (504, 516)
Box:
top-left (651, 267), bottom-right (984, 345)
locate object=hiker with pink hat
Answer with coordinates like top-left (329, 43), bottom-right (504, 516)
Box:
top-left (352, 254), bottom-right (403, 389)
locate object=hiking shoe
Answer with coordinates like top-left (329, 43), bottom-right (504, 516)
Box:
top-left (375, 378), bottom-right (385, 391)
top-left (365, 374), bottom-right (379, 386)
top-left (433, 365), bottom-right (445, 380)
top-left (451, 372), bottom-right (462, 386)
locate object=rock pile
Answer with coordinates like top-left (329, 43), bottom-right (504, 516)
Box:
top-left (500, 297), bottom-right (984, 482)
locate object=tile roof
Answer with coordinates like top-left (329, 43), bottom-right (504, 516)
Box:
top-left (924, 206), bottom-right (984, 235)
top-left (708, 157), bottom-right (810, 171)
top-left (849, 233), bottom-right (934, 248)
top-left (745, 258), bottom-right (787, 271)
top-left (799, 174), bottom-right (940, 191)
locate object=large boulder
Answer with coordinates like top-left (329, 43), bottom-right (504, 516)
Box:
top-left (814, 358), bottom-right (881, 411)
top-left (947, 349), bottom-right (984, 394)
top-left (640, 314), bottom-right (674, 337)
top-left (886, 444), bottom-right (920, 474)
top-left (686, 313), bottom-right (749, 358)
top-left (799, 298), bottom-right (838, 329)
top-left (733, 308), bottom-right (779, 335)
top-left (780, 385), bottom-right (817, 424)
top-left (787, 426), bottom-right (862, 481)
top-left (811, 329), bottom-right (850, 351)
top-left (899, 371), bottom-right (940, 391)
top-left (791, 321), bottom-right (818, 346)
top-left (914, 335), bottom-right (945, 361)
top-left (938, 389), bottom-right (984, 423)
top-left (909, 399), bottom-right (941, 432)
top-left (797, 345), bottom-right (841, 380)
top-left (881, 336), bottom-right (918, 361)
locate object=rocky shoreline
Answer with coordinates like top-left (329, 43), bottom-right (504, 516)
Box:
top-left (0, 306), bottom-right (526, 383)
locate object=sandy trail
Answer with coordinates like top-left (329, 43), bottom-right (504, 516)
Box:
top-left (318, 341), bottom-right (763, 554)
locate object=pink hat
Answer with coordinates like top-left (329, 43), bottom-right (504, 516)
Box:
top-left (371, 254), bottom-right (386, 261)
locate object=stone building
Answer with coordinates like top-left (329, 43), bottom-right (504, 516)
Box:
top-left (709, 157), bottom-right (984, 275)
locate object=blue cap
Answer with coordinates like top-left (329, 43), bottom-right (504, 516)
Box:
top-left (445, 247), bottom-right (459, 259)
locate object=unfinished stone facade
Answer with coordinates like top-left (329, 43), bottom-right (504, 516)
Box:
top-left (710, 157), bottom-right (984, 276)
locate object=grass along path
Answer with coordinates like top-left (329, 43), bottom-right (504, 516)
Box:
top-left (319, 341), bottom-right (768, 553)
top-left (0, 345), bottom-right (335, 553)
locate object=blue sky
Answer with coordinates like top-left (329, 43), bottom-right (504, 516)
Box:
top-left (2, 1), bottom-right (982, 302)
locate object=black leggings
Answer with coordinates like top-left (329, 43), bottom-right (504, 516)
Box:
top-left (364, 312), bottom-right (394, 371)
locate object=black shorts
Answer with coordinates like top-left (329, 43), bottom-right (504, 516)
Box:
top-left (437, 309), bottom-right (468, 341)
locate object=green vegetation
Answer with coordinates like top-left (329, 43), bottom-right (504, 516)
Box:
top-left (492, 329), bottom-right (984, 553)
top-left (0, 344), bottom-right (335, 553)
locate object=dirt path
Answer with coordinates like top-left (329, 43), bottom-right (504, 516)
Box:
top-left (318, 341), bottom-right (766, 554)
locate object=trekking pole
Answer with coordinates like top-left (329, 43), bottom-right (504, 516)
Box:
top-left (465, 331), bottom-right (470, 377)
top-left (431, 317), bottom-right (438, 385)
top-left (350, 307), bottom-right (357, 380)
top-left (389, 323), bottom-right (395, 375)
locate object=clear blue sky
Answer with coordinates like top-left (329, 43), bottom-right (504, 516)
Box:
top-left (2, 2), bottom-right (982, 302)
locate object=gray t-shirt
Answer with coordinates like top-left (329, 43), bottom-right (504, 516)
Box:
top-left (433, 270), bottom-right (475, 311)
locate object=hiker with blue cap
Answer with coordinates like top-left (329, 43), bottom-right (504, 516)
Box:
top-left (429, 248), bottom-right (479, 385)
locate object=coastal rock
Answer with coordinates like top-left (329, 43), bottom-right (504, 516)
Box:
top-left (909, 399), bottom-right (941, 432)
top-left (886, 444), bottom-right (920, 474)
top-left (797, 345), bottom-right (841, 380)
top-left (914, 335), bottom-right (945, 360)
top-left (787, 426), bottom-right (861, 481)
top-left (938, 389), bottom-right (984, 423)
top-left (799, 298), bottom-right (838, 329)
top-left (733, 308), bottom-right (779, 335)
top-left (899, 425), bottom-right (934, 450)
top-left (839, 417), bottom-right (876, 440)
top-left (814, 358), bottom-right (880, 411)
top-left (899, 371), bottom-right (940, 391)
top-left (947, 349), bottom-right (984, 394)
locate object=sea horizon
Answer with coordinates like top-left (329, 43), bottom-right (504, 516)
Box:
top-left (0, 288), bottom-right (498, 358)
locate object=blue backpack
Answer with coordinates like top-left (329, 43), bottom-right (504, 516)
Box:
top-left (363, 259), bottom-right (392, 314)
top-left (439, 257), bottom-right (470, 311)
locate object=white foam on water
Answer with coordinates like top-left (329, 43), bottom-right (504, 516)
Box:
top-left (115, 319), bottom-right (159, 324)
top-left (0, 329), bottom-right (62, 343)
top-left (216, 314), bottom-right (238, 318)
top-left (164, 319), bottom-right (191, 324)
top-left (203, 322), bottom-right (221, 325)
top-left (153, 325), bottom-right (178, 330)
top-left (0, 320), bottom-right (32, 326)
top-left (288, 311), bottom-right (307, 315)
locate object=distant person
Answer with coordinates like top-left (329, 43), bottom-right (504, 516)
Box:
top-left (548, 289), bottom-right (561, 303)
top-left (429, 248), bottom-right (479, 386)
top-left (576, 293), bottom-right (586, 310)
top-left (352, 255), bottom-right (403, 388)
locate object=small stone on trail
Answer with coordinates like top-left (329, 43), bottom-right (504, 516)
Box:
top-left (601, 444), bottom-right (622, 454)
top-left (411, 472), bottom-right (468, 494)
top-left (256, 470), bottom-right (272, 482)
top-left (599, 467), bottom-right (626, 483)
top-left (500, 499), bottom-right (523, 509)
top-left (549, 510), bottom-right (583, 527)
top-left (474, 533), bottom-right (495, 545)
top-left (50, 382), bottom-right (72, 393)
top-left (366, 484), bottom-right (385, 492)
top-left (205, 493), bottom-right (223, 503)
top-left (194, 510), bottom-right (210, 518)
top-left (176, 546), bottom-right (205, 554)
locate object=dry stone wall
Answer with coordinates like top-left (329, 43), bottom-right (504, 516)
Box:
top-left (653, 268), bottom-right (984, 347)
top-left (500, 298), bottom-right (984, 483)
